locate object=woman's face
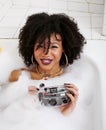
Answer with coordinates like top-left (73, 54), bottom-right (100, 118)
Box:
top-left (34, 33), bottom-right (63, 73)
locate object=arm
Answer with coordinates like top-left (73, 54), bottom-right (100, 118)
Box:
top-left (9, 69), bottom-right (22, 82)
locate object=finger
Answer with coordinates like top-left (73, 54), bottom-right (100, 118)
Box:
top-left (64, 83), bottom-right (79, 91)
top-left (67, 93), bottom-right (78, 103)
top-left (28, 90), bottom-right (37, 95)
top-left (66, 87), bottom-right (79, 98)
top-left (67, 93), bottom-right (75, 102)
top-left (43, 77), bottom-right (49, 80)
top-left (28, 86), bottom-right (39, 91)
top-left (28, 86), bottom-right (39, 95)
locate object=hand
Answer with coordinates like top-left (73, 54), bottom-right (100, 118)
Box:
top-left (59, 83), bottom-right (79, 116)
top-left (28, 86), bottom-right (39, 95)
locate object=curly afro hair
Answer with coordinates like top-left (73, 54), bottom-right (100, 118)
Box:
top-left (18, 12), bottom-right (86, 67)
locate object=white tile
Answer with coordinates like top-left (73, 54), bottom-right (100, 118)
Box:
top-left (102, 24), bottom-right (106, 35)
top-left (89, 4), bottom-right (104, 14)
top-left (92, 28), bottom-right (102, 39)
top-left (68, 1), bottom-right (88, 12)
top-left (91, 14), bottom-right (103, 28)
top-left (85, 0), bottom-right (91, 3)
top-left (30, 0), bottom-right (49, 8)
top-left (103, 14), bottom-right (106, 23)
top-left (0, 27), bottom-right (18, 38)
top-left (103, 0), bottom-right (106, 34)
top-left (25, 7), bottom-right (48, 17)
top-left (0, 0), bottom-right (9, 5)
top-left (80, 28), bottom-right (92, 40)
top-left (100, 35), bottom-right (106, 40)
top-left (0, 0), bottom-right (12, 16)
top-left (0, 4), bottom-right (2, 8)
top-left (67, 0), bottom-right (86, 2)
top-left (0, 11), bottom-right (3, 21)
top-left (13, 7), bottom-right (49, 38)
top-left (77, 17), bottom-right (91, 28)
top-left (12, 0), bottom-right (29, 6)
top-left (0, 6), bottom-right (28, 27)
top-left (49, 0), bottom-right (67, 10)
top-left (48, 9), bottom-right (68, 14)
top-left (0, 15), bottom-right (24, 27)
top-left (103, 14), bottom-right (106, 32)
top-left (57, 0), bottom-right (67, 1)
top-left (13, 28), bottom-right (19, 38)
top-left (5, 6), bottom-right (28, 16)
top-left (13, 21), bottom-right (26, 38)
top-left (68, 12), bottom-right (91, 28)
top-left (69, 11), bottom-right (89, 17)
top-left (104, 0), bottom-right (106, 13)
top-left (90, 0), bottom-right (104, 4)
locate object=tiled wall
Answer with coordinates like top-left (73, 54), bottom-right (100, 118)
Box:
top-left (0, 0), bottom-right (106, 40)
top-left (103, 0), bottom-right (106, 35)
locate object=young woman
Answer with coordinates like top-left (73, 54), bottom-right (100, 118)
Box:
top-left (9, 12), bottom-right (86, 115)
top-left (1, 13), bottom-right (95, 130)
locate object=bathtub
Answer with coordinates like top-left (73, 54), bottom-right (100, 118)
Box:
top-left (84, 40), bottom-right (106, 130)
top-left (0, 39), bottom-right (105, 130)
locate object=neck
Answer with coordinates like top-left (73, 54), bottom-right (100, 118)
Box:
top-left (35, 65), bottom-right (64, 78)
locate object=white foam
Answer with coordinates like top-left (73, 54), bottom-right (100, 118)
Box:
top-left (0, 55), bottom-right (101, 130)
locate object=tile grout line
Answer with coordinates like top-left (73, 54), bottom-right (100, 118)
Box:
top-left (12, 7), bottom-right (30, 38)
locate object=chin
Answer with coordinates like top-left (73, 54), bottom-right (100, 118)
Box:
top-left (40, 64), bottom-right (53, 71)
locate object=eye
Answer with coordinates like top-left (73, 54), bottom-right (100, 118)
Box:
top-left (36, 44), bottom-right (44, 49)
top-left (50, 45), bottom-right (58, 48)
top-left (39, 45), bottom-right (44, 48)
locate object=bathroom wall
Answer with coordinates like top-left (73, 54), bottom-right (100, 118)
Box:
top-left (102, 0), bottom-right (106, 35)
top-left (0, 0), bottom-right (106, 129)
top-left (0, 0), bottom-right (106, 40)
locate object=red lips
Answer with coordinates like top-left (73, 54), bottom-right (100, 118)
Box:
top-left (41, 59), bottom-right (52, 65)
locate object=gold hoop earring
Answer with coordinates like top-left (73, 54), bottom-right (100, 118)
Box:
top-left (31, 55), bottom-right (34, 64)
top-left (64, 53), bottom-right (68, 67)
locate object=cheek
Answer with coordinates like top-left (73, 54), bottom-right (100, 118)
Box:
top-left (34, 51), bottom-right (40, 59)
top-left (53, 50), bottom-right (63, 59)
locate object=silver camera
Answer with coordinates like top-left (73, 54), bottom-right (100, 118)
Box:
top-left (38, 83), bottom-right (70, 107)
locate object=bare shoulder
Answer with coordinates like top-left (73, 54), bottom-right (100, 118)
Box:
top-left (8, 68), bottom-right (28, 82)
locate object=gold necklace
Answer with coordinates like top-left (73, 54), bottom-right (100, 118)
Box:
top-left (35, 66), bottom-right (64, 78)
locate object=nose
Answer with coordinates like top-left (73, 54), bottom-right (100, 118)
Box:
top-left (44, 47), bottom-right (50, 55)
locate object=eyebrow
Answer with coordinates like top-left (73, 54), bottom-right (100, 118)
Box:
top-left (50, 41), bottom-right (62, 44)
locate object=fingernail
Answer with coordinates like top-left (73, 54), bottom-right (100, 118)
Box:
top-left (64, 83), bottom-right (70, 85)
top-left (37, 88), bottom-right (39, 91)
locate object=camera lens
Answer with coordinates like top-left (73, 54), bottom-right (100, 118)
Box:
top-left (44, 88), bottom-right (47, 91)
top-left (62, 97), bottom-right (68, 104)
top-left (49, 99), bottom-right (57, 106)
top-left (39, 83), bottom-right (45, 88)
